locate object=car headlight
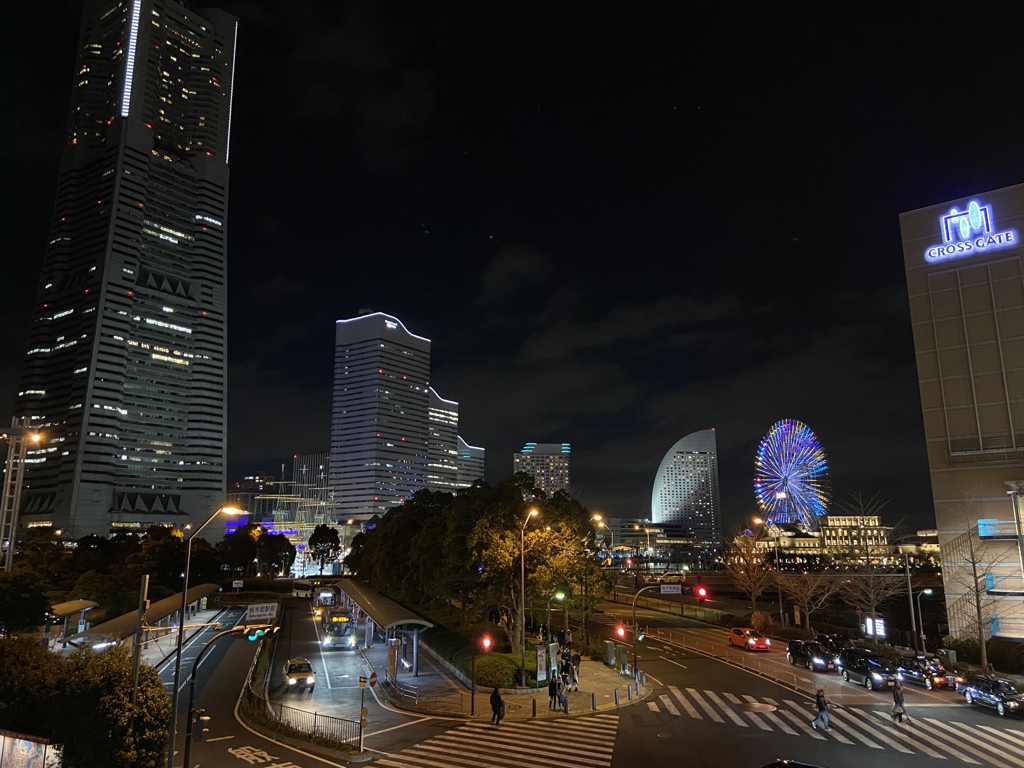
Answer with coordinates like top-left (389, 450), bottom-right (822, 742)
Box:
top-left (1009, 701), bottom-right (1019, 708)
top-left (287, 678), bottom-right (297, 685)
top-left (897, 673), bottom-right (904, 680)
top-left (812, 657), bottom-right (824, 665)
top-left (765, 639), bottom-right (771, 646)
top-left (306, 677), bottom-right (315, 684)
top-left (748, 639), bottom-right (755, 645)
top-left (872, 673), bottom-right (884, 681)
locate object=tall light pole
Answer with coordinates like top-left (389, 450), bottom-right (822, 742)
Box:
top-left (903, 552), bottom-right (919, 655)
top-left (546, 591), bottom-right (565, 645)
top-left (1, 420), bottom-right (43, 572)
top-left (754, 517), bottom-right (784, 626)
top-left (915, 588), bottom-right (933, 654)
top-left (519, 508), bottom-right (538, 687)
top-left (632, 585), bottom-right (659, 677)
top-left (167, 506), bottom-right (244, 768)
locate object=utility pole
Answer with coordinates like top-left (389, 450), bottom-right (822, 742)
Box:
top-left (130, 575), bottom-right (150, 740)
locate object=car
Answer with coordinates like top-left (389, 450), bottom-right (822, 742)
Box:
top-left (815, 633), bottom-right (853, 653)
top-left (896, 656), bottom-right (951, 690)
top-left (836, 648), bottom-right (897, 691)
top-left (787, 640), bottom-right (837, 672)
top-left (282, 658), bottom-right (316, 692)
top-left (728, 627), bottom-right (771, 651)
top-left (958, 675), bottom-right (1024, 717)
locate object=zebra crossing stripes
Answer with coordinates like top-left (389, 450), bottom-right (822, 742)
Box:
top-left (374, 713), bottom-right (619, 768)
top-left (645, 687), bottom-right (1024, 767)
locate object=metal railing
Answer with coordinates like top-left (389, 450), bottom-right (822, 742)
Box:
top-left (241, 683), bottom-right (361, 746)
top-left (384, 670), bottom-right (420, 704)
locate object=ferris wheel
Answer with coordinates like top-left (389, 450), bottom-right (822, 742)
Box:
top-left (754, 418), bottom-right (832, 530)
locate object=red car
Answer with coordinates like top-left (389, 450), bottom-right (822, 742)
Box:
top-left (729, 627), bottom-right (771, 651)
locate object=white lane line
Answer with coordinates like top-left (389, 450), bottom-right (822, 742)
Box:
top-left (829, 708), bottom-right (907, 752)
top-left (704, 691), bottom-right (746, 727)
top-left (668, 686), bottom-right (702, 719)
top-left (363, 716), bottom-right (435, 738)
top-left (723, 692), bottom-right (771, 731)
top-left (659, 694), bottom-right (680, 716)
top-left (942, 720), bottom-right (1024, 768)
top-left (978, 723), bottom-right (1024, 751)
top-left (205, 735), bottom-right (234, 742)
top-left (773, 704), bottom-right (826, 741)
top-left (865, 711), bottom-right (947, 759)
top-left (659, 655), bottom-right (688, 670)
top-left (686, 688), bottom-right (724, 723)
top-left (900, 718), bottom-right (981, 764)
top-left (647, 702), bottom-right (660, 712)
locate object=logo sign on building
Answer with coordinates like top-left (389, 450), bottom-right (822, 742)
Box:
top-left (245, 603), bottom-right (278, 623)
top-left (925, 199), bottom-right (1018, 262)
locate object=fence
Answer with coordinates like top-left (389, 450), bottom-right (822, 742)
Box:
top-left (608, 592), bottom-right (724, 623)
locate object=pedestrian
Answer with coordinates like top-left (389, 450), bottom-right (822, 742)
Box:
top-left (810, 688), bottom-right (832, 731)
top-left (565, 629), bottom-right (573, 649)
top-left (557, 628), bottom-right (565, 647)
top-left (548, 676), bottom-right (558, 709)
top-left (490, 687), bottom-right (503, 726)
top-left (572, 651), bottom-right (581, 680)
top-left (891, 680), bottom-right (907, 724)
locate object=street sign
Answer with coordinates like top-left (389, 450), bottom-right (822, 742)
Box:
top-left (660, 584), bottom-right (682, 594)
top-left (232, 580), bottom-right (243, 589)
top-left (245, 603), bottom-right (278, 623)
top-left (368, 671), bottom-right (378, 688)
top-left (359, 676), bottom-right (367, 689)
top-left (361, 707), bottom-right (368, 717)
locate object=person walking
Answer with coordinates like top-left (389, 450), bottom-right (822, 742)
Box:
top-left (490, 687), bottom-right (504, 726)
top-left (891, 680), bottom-right (907, 724)
top-left (810, 688), bottom-right (832, 731)
top-left (548, 676), bottom-right (558, 709)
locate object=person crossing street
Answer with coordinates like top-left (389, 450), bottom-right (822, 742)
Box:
top-left (810, 688), bottom-right (832, 731)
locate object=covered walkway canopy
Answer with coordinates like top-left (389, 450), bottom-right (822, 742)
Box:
top-left (65, 583), bottom-right (220, 650)
top-left (334, 579), bottom-right (433, 675)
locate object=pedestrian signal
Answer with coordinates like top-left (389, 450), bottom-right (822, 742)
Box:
top-left (696, 586), bottom-right (708, 603)
top-left (191, 709), bottom-right (211, 741)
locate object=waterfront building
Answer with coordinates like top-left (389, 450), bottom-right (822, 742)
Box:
top-left (900, 183), bottom-right (1024, 641)
top-left (513, 442), bottom-right (571, 496)
top-left (455, 436), bottom-right (486, 488)
top-left (651, 429), bottom-right (723, 547)
top-left (8, 0), bottom-right (237, 537)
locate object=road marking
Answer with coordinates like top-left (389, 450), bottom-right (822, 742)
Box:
top-left (205, 735), bottom-right (234, 742)
top-left (722, 692), bottom-right (771, 731)
top-left (667, 686), bottom-right (701, 719)
top-left (363, 716), bottom-right (435, 738)
top-left (863, 710), bottom-right (946, 758)
top-left (704, 690), bottom-right (746, 727)
top-left (771, 701), bottom-right (826, 741)
top-left (645, 672), bottom-right (663, 686)
top-left (685, 688), bottom-right (724, 723)
top-left (978, 723), bottom-right (1024, 750)
top-left (828, 708), bottom-right (902, 751)
top-left (647, 702), bottom-right (659, 712)
top-left (658, 655), bottom-right (688, 669)
top-left (902, 718), bottom-right (981, 764)
top-left (942, 720), bottom-right (1024, 768)
top-left (658, 695), bottom-right (679, 716)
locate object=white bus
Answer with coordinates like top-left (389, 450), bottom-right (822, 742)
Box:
top-left (292, 579), bottom-right (314, 599)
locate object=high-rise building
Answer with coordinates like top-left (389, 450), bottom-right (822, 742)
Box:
top-left (651, 429), bottom-right (722, 547)
top-left (455, 435), bottom-right (486, 488)
top-left (426, 387), bottom-right (460, 491)
top-left (513, 442), bottom-right (571, 496)
top-left (329, 313), bottom-right (431, 518)
top-left (900, 183), bottom-right (1024, 641)
top-left (9, 0), bottom-right (237, 538)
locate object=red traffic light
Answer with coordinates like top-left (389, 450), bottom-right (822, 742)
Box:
top-left (696, 586), bottom-right (708, 603)
top-left (616, 625), bottom-right (626, 638)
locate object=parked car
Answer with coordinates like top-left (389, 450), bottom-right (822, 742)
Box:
top-left (958, 675), bottom-right (1024, 717)
top-left (896, 656), bottom-right (951, 690)
top-left (837, 648), bottom-right (897, 691)
top-left (787, 640), bottom-right (837, 672)
top-left (282, 658), bottom-right (316, 692)
top-left (728, 627), bottom-right (771, 651)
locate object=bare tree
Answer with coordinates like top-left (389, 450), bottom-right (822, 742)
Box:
top-left (777, 571), bottom-right (845, 633)
top-left (726, 526), bottom-right (775, 613)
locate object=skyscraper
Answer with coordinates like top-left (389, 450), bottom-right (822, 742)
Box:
top-left (513, 442), bottom-right (571, 496)
top-left (329, 313), bottom-right (431, 518)
top-left (651, 429), bottom-right (722, 547)
top-left (455, 435), bottom-right (486, 488)
top-left (900, 184), bottom-right (1024, 641)
top-left (426, 387), bottom-right (460, 491)
top-left (10, 0), bottom-right (237, 538)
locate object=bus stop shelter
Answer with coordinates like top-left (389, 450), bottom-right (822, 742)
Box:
top-left (46, 599), bottom-right (98, 649)
top-left (334, 579), bottom-right (433, 676)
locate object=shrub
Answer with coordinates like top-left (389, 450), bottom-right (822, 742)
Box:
top-left (472, 653), bottom-right (520, 688)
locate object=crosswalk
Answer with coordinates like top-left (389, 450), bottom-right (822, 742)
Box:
top-left (374, 713), bottom-right (619, 768)
top-left (645, 686), bottom-right (1024, 766)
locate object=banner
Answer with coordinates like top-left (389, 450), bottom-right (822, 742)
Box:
top-left (536, 647), bottom-right (547, 683)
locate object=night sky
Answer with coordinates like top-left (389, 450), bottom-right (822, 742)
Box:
top-left (2, 1), bottom-right (1022, 534)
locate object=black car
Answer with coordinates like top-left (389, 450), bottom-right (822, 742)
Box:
top-left (896, 656), bottom-right (951, 690)
top-left (815, 633), bottom-right (853, 653)
top-left (958, 675), bottom-right (1024, 717)
top-left (837, 648), bottom-right (897, 691)
top-left (787, 640), bottom-right (837, 672)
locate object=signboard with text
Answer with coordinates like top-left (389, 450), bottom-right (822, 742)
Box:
top-left (925, 199), bottom-right (1018, 263)
top-left (660, 584), bottom-right (682, 594)
top-left (536, 647), bottom-right (547, 683)
top-left (245, 603), bottom-right (278, 623)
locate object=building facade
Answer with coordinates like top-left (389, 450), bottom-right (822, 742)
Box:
top-left (10, 0), bottom-right (237, 538)
top-left (900, 183), bottom-right (1024, 641)
top-left (455, 435), bottom-right (486, 488)
top-left (651, 429), bottom-right (723, 547)
top-left (426, 387), bottom-right (460, 491)
top-left (513, 442), bottom-right (571, 496)
top-left (329, 313), bottom-right (431, 519)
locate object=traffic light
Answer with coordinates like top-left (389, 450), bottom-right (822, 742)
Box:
top-left (616, 625), bottom-right (626, 639)
top-left (191, 709), bottom-right (211, 741)
top-left (246, 626), bottom-right (268, 641)
top-left (696, 585), bottom-right (708, 603)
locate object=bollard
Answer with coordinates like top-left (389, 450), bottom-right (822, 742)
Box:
top-left (636, 678), bottom-right (641, 695)
top-left (592, 692), bottom-right (597, 710)
top-left (614, 689), bottom-right (620, 705)
top-left (628, 685), bottom-right (633, 701)
top-left (532, 698), bottom-right (537, 718)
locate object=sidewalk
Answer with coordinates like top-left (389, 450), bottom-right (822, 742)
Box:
top-left (359, 635), bottom-right (651, 720)
top-left (138, 606), bottom-right (227, 668)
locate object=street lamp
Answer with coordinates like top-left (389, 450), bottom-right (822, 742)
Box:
top-left (915, 588), bottom-right (933, 654)
top-left (470, 633), bottom-right (491, 716)
top-left (0, 421), bottom-right (43, 572)
top-left (632, 585), bottom-right (659, 677)
top-left (754, 517), bottom-right (784, 626)
top-left (519, 508), bottom-right (539, 687)
top-left (167, 506), bottom-right (245, 768)
top-left (598, 521), bottom-right (616, 551)
top-left (546, 591), bottom-right (566, 645)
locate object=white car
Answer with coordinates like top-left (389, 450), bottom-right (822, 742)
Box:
top-left (282, 658), bottom-right (316, 692)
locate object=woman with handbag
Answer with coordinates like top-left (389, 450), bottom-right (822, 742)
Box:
top-left (891, 680), bottom-right (907, 724)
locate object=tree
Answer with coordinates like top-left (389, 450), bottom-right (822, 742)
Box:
top-left (725, 527), bottom-right (774, 613)
top-left (307, 524), bottom-right (341, 575)
top-left (776, 571), bottom-right (845, 632)
top-left (257, 531), bottom-right (296, 576)
top-left (0, 571), bottom-right (52, 632)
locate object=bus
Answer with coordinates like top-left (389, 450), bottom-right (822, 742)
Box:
top-left (321, 608), bottom-right (357, 649)
top-left (292, 580), bottom-right (314, 599)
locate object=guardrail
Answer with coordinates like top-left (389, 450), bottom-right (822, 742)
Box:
top-left (384, 670), bottom-right (420, 704)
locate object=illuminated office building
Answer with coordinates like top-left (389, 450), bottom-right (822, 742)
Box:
top-left (900, 183), bottom-right (1024, 641)
top-left (651, 429), bottom-right (722, 547)
top-left (427, 387), bottom-right (460, 491)
top-left (513, 442), bottom-right (571, 496)
top-left (10, 0), bottom-right (237, 538)
top-left (329, 313), bottom-right (431, 518)
top-left (455, 435), bottom-right (486, 488)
